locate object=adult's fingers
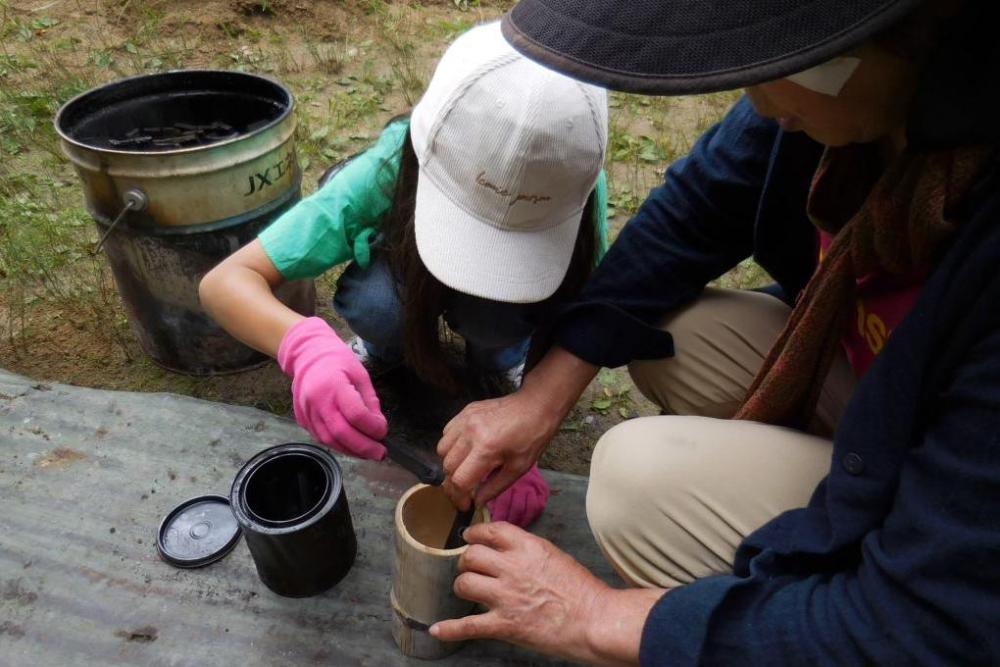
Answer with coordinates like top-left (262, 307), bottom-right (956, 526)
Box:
top-left (449, 452), bottom-right (495, 505)
top-left (475, 464), bottom-right (525, 507)
top-left (437, 422), bottom-right (461, 458)
top-left (442, 477), bottom-right (473, 512)
top-left (336, 382), bottom-right (388, 440)
top-left (441, 406), bottom-right (470, 436)
top-left (463, 521), bottom-right (523, 552)
top-left (441, 437), bottom-right (471, 477)
top-left (430, 611), bottom-right (502, 643)
top-left (452, 571), bottom-right (504, 607)
top-left (458, 543), bottom-right (506, 578)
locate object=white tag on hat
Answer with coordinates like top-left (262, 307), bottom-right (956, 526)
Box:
top-left (786, 57), bottom-right (861, 96)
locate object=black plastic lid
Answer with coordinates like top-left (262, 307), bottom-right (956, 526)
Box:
top-left (157, 495), bottom-right (241, 568)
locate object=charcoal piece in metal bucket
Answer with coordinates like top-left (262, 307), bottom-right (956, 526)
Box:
top-left (230, 443), bottom-right (357, 597)
top-left (54, 70), bottom-right (315, 375)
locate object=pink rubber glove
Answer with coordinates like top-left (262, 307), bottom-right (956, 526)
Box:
top-left (486, 464), bottom-right (550, 528)
top-left (277, 317), bottom-right (388, 460)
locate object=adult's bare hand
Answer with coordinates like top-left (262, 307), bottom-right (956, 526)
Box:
top-left (430, 522), bottom-right (663, 666)
top-left (438, 389), bottom-right (559, 511)
top-left (437, 346), bottom-right (599, 510)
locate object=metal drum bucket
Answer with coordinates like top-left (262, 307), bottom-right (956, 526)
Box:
top-left (54, 70), bottom-right (315, 375)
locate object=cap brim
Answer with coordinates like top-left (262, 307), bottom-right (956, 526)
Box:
top-left (502, 0), bottom-right (922, 95)
top-left (414, 174), bottom-right (581, 304)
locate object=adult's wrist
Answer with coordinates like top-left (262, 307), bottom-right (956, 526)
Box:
top-left (583, 588), bottom-right (665, 667)
top-left (520, 346), bottom-right (598, 429)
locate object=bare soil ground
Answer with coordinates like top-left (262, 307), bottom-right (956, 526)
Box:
top-left (0, 0), bottom-right (755, 474)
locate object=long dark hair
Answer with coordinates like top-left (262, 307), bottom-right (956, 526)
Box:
top-left (381, 121), bottom-right (597, 393)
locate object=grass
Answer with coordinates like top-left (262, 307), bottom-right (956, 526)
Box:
top-left (0, 0), bottom-right (762, 411)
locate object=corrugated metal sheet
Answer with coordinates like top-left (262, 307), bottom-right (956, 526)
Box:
top-left (0, 370), bottom-right (613, 666)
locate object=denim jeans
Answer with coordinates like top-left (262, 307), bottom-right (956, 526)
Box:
top-left (332, 251), bottom-right (534, 372)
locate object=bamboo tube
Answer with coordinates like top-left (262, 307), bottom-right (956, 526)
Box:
top-left (391, 483), bottom-right (489, 659)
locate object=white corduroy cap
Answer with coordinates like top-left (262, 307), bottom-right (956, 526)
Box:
top-left (410, 21), bottom-right (608, 303)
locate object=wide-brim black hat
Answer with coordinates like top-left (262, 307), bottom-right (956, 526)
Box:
top-left (501, 0), bottom-right (923, 95)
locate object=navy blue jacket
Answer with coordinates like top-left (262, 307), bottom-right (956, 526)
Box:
top-left (555, 90), bottom-right (1000, 667)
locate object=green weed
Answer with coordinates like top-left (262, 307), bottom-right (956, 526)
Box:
top-left (591, 369), bottom-right (636, 419)
top-left (607, 188), bottom-right (643, 222)
top-left (711, 257), bottom-right (773, 290)
top-left (304, 39), bottom-right (344, 75)
top-left (381, 14), bottom-right (426, 106)
top-left (428, 17), bottom-right (475, 41)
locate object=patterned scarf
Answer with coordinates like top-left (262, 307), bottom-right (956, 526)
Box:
top-left (734, 143), bottom-right (993, 432)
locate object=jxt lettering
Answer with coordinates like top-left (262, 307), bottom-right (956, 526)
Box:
top-left (244, 152), bottom-right (295, 196)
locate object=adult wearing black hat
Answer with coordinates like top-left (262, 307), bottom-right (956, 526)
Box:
top-left (431, 1), bottom-right (1000, 665)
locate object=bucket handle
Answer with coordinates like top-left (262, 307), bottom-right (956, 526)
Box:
top-left (93, 189), bottom-right (148, 254)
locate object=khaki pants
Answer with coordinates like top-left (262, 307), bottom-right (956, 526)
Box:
top-left (586, 289), bottom-right (856, 589)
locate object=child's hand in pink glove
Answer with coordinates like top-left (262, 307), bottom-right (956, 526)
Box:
top-left (487, 464), bottom-right (549, 528)
top-left (277, 317), bottom-right (388, 460)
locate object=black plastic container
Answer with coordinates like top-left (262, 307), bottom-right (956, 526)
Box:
top-left (230, 443), bottom-right (356, 597)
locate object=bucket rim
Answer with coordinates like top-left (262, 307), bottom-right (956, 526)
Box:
top-left (230, 442), bottom-right (346, 535)
top-left (243, 451), bottom-right (333, 528)
top-left (53, 68), bottom-right (295, 157)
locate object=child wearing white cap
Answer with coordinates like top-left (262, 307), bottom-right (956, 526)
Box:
top-left (200, 21), bottom-right (609, 527)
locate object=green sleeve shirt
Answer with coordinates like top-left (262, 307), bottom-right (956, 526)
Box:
top-left (594, 169), bottom-right (609, 259)
top-left (259, 118), bottom-right (610, 281)
top-left (259, 118), bottom-right (408, 281)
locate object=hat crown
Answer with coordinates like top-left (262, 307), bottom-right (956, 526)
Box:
top-left (412, 22), bottom-right (608, 233)
top-left (502, 0), bottom-right (923, 94)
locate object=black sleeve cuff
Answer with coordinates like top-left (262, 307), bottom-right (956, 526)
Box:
top-left (639, 576), bottom-right (741, 666)
top-left (552, 302), bottom-right (675, 368)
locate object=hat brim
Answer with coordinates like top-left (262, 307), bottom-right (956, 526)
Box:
top-left (502, 0), bottom-right (922, 95)
top-left (414, 173), bottom-right (582, 304)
